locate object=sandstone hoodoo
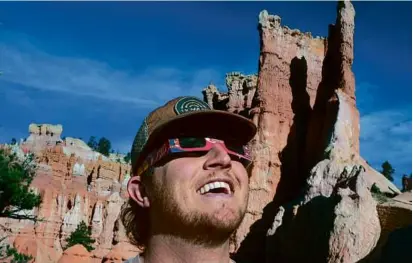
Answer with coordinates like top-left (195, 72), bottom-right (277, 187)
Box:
top-left (202, 2), bottom-right (406, 263)
top-left (57, 244), bottom-right (92, 263)
top-left (0, 125), bottom-right (138, 262)
top-left (203, 72), bottom-right (258, 117)
top-left (0, 1), bottom-right (409, 263)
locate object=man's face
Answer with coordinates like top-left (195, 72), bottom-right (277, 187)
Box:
top-left (147, 142), bottom-right (250, 243)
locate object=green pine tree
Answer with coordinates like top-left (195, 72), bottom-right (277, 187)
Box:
top-left (124, 152), bottom-right (131, 163)
top-left (87, 136), bottom-right (98, 151)
top-left (0, 149), bottom-right (42, 219)
top-left (3, 244), bottom-right (33, 263)
top-left (0, 148), bottom-right (42, 262)
top-left (65, 221), bottom-right (95, 252)
top-left (380, 161), bottom-right (395, 182)
top-left (97, 137), bottom-right (111, 157)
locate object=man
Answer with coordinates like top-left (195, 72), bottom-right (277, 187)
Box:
top-left (121, 96), bottom-right (257, 263)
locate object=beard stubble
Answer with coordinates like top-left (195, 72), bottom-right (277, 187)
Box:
top-left (149, 180), bottom-right (248, 247)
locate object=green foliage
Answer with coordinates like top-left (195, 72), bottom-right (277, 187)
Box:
top-left (65, 221), bottom-right (95, 252)
top-left (401, 173), bottom-right (412, 192)
top-left (371, 192), bottom-right (390, 204)
top-left (380, 161), bottom-right (395, 182)
top-left (124, 152), bottom-right (131, 164)
top-left (97, 137), bottom-right (111, 157)
top-left (0, 149), bottom-right (42, 220)
top-left (370, 183), bottom-right (381, 194)
top-left (370, 183), bottom-right (389, 204)
top-left (0, 149), bottom-right (42, 262)
top-left (0, 244), bottom-right (33, 263)
top-left (10, 138), bottom-right (17, 145)
top-left (370, 183), bottom-right (398, 204)
top-left (87, 136), bottom-right (112, 157)
top-left (87, 136), bottom-right (98, 150)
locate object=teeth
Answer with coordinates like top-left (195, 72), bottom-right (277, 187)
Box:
top-left (197, 181), bottom-right (231, 195)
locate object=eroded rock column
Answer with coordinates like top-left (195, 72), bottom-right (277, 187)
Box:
top-left (202, 72), bottom-right (257, 117)
top-left (305, 1), bottom-right (359, 171)
top-left (234, 8), bottom-right (326, 258)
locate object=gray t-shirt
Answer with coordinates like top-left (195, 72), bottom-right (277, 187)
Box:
top-left (123, 255), bottom-right (140, 263)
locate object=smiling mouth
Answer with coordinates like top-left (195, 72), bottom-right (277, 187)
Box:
top-left (197, 181), bottom-right (232, 195)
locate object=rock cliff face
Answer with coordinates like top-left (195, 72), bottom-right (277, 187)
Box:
top-left (57, 245), bottom-right (92, 263)
top-left (0, 126), bottom-right (139, 263)
top-left (215, 6), bottom-right (329, 257)
top-left (203, 72), bottom-right (258, 118)
top-left (203, 1), bottom-right (402, 262)
top-left (24, 124), bottom-right (63, 153)
top-left (237, 12), bottom-right (327, 253)
top-left (304, 1), bottom-right (359, 172)
top-left (263, 90), bottom-right (381, 263)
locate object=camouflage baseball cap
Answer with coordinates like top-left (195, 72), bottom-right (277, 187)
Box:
top-left (130, 96), bottom-right (257, 175)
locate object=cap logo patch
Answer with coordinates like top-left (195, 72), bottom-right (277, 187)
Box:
top-left (174, 97), bottom-right (210, 115)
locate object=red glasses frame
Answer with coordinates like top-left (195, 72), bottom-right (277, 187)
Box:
top-left (136, 137), bottom-right (252, 177)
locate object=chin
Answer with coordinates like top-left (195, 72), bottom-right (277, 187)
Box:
top-left (206, 206), bottom-right (245, 230)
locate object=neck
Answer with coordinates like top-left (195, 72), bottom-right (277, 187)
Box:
top-left (143, 234), bottom-right (232, 263)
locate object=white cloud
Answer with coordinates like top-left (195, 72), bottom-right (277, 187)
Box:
top-left (389, 120), bottom-right (412, 135)
top-left (0, 44), bottom-right (223, 108)
top-left (360, 107), bottom-right (412, 178)
top-left (360, 109), bottom-right (409, 140)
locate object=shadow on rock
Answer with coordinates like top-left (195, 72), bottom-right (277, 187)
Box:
top-left (233, 56), bottom-right (312, 263)
top-left (274, 56), bottom-right (311, 208)
top-left (265, 195), bottom-right (338, 263)
top-left (379, 225), bottom-right (412, 263)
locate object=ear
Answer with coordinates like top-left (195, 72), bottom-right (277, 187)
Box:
top-left (127, 176), bottom-right (150, 208)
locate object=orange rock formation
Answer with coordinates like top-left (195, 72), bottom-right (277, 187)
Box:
top-left (203, 2), bottom-right (403, 262)
top-left (58, 244), bottom-right (92, 263)
top-left (0, 128), bottom-right (137, 262)
top-left (1, 2), bottom-right (407, 263)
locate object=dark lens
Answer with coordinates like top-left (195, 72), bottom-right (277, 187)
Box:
top-left (226, 143), bottom-right (245, 155)
top-left (178, 137), bottom-right (206, 148)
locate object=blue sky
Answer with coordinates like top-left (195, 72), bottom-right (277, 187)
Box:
top-left (0, 2), bottom-right (411, 188)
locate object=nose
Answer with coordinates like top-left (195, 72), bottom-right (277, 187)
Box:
top-left (203, 144), bottom-right (232, 170)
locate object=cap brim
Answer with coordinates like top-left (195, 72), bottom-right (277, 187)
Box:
top-left (136, 110), bottom-right (257, 169)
